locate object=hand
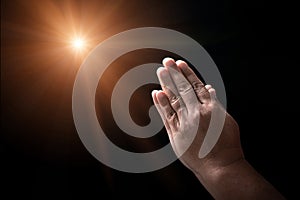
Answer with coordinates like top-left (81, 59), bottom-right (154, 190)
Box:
top-left (152, 57), bottom-right (243, 176)
top-left (152, 57), bottom-right (285, 199)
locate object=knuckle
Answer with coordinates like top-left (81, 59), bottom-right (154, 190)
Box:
top-left (192, 82), bottom-right (205, 94)
top-left (170, 95), bottom-right (180, 104)
top-left (177, 81), bottom-right (193, 94)
top-left (166, 110), bottom-right (176, 120)
top-left (192, 81), bottom-right (204, 90)
top-left (197, 86), bottom-right (209, 96)
top-left (171, 98), bottom-right (181, 110)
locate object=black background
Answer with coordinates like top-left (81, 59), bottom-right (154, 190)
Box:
top-left (1, 0), bottom-right (298, 199)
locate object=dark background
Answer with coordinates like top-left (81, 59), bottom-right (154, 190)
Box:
top-left (1, 0), bottom-right (298, 199)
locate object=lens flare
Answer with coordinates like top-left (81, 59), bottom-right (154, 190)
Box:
top-left (73, 38), bottom-right (84, 48)
top-left (71, 37), bottom-right (86, 51)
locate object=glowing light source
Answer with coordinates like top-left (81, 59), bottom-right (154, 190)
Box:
top-left (69, 36), bottom-right (90, 60)
top-left (72, 38), bottom-right (85, 50)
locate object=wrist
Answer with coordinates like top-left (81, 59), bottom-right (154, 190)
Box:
top-left (193, 157), bottom-right (247, 200)
top-left (192, 148), bottom-right (245, 183)
top-left (193, 157), bottom-right (286, 200)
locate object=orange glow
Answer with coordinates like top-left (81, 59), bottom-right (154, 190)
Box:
top-left (1, 0), bottom-right (124, 66)
top-left (72, 38), bottom-right (85, 49)
top-left (70, 36), bottom-right (88, 56)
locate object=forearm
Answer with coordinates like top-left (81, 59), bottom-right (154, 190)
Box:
top-left (194, 159), bottom-right (285, 200)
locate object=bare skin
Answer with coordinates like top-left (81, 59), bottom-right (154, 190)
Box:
top-left (152, 57), bottom-right (285, 200)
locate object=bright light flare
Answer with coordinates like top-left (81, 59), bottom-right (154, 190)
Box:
top-left (72, 37), bottom-right (86, 50)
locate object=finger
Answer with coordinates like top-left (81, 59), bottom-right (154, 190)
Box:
top-left (206, 86), bottom-right (217, 103)
top-left (151, 90), bottom-right (171, 133)
top-left (152, 91), bottom-right (176, 147)
top-left (156, 91), bottom-right (179, 133)
top-left (176, 60), bottom-right (211, 104)
top-left (163, 58), bottom-right (199, 111)
top-left (156, 67), bottom-right (185, 113)
top-left (205, 84), bottom-right (212, 90)
top-left (163, 57), bottom-right (180, 72)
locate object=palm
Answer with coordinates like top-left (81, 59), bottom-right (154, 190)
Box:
top-left (152, 58), bottom-right (243, 173)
